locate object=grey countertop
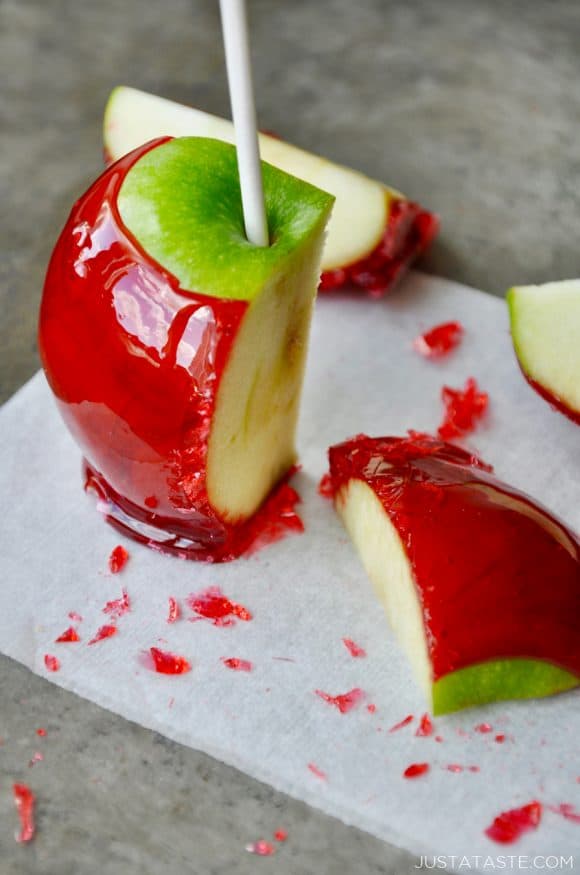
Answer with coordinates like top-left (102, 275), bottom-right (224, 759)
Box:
top-left (2, 1), bottom-right (580, 872)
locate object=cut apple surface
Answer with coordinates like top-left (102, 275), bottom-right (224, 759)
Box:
top-left (104, 86), bottom-right (438, 294)
top-left (39, 137), bottom-right (333, 560)
top-left (508, 279), bottom-right (580, 424)
top-left (328, 433), bottom-right (580, 714)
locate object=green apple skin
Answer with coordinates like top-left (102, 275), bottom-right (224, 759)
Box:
top-left (508, 279), bottom-right (580, 425)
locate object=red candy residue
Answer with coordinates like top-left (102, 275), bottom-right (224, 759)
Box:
top-left (103, 588), bottom-right (131, 619)
top-left (274, 829), bottom-right (288, 842)
top-left (55, 627), bottom-right (80, 643)
top-left (167, 597), bottom-right (181, 624)
top-left (475, 723), bottom-right (493, 734)
top-left (403, 763), bottom-right (430, 779)
top-left (342, 638), bottom-right (366, 658)
top-left (485, 801), bottom-right (542, 844)
top-left (437, 377), bottom-right (489, 440)
top-left (246, 840), bottom-right (276, 856)
top-left (187, 587), bottom-right (252, 626)
top-left (307, 762), bottom-right (327, 780)
top-left (44, 654), bottom-right (60, 672)
top-left (108, 545), bottom-right (129, 574)
top-left (315, 687), bottom-right (364, 714)
top-left (549, 804), bottom-right (580, 824)
top-left (414, 321), bottom-right (464, 359)
top-left (318, 472), bottom-right (334, 499)
top-left (415, 713), bottom-right (434, 737)
top-left (149, 647), bottom-right (191, 675)
top-left (88, 624), bottom-right (117, 645)
top-left (389, 715), bottom-right (414, 733)
top-left (13, 783), bottom-right (35, 843)
top-left (222, 658), bottom-right (253, 672)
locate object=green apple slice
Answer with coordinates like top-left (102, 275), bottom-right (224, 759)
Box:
top-left (118, 137), bottom-right (334, 521)
top-left (105, 85), bottom-right (388, 271)
top-left (508, 279), bottom-right (580, 423)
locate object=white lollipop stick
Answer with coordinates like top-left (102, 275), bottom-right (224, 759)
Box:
top-left (219, 0), bottom-right (269, 247)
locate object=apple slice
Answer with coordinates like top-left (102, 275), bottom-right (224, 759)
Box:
top-left (508, 279), bottom-right (580, 424)
top-left (328, 433), bottom-right (580, 714)
top-left (104, 86), bottom-right (438, 295)
top-left (39, 137), bottom-right (334, 560)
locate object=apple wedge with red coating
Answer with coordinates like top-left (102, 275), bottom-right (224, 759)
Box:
top-left (328, 433), bottom-right (580, 714)
top-left (103, 86), bottom-right (438, 297)
top-left (508, 279), bottom-right (580, 424)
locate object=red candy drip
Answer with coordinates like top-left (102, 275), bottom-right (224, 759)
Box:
top-left (403, 763), bottom-right (430, 779)
top-left (44, 654), bottom-right (60, 672)
top-left (149, 647), bottom-right (191, 675)
top-left (222, 657), bottom-right (253, 672)
top-left (187, 587), bottom-right (252, 626)
top-left (109, 545), bottom-right (129, 574)
top-left (414, 321), bottom-right (464, 359)
top-left (167, 597), bottom-right (181, 624)
top-left (437, 377), bottom-right (488, 440)
top-left (319, 198), bottom-right (439, 298)
top-left (88, 624), bottom-right (117, 645)
top-left (307, 762), bottom-right (327, 780)
top-left (389, 714), bottom-right (414, 733)
top-left (318, 472), bottom-right (334, 499)
top-left (415, 713), bottom-right (434, 737)
top-left (103, 588), bottom-right (131, 619)
top-left (342, 638), bottom-right (366, 658)
top-left (549, 803), bottom-right (580, 824)
top-left (13, 783), bottom-right (36, 843)
top-left (329, 434), bottom-right (580, 680)
top-left (315, 687), bottom-right (364, 713)
top-left (55, 627), bottom-right (80, 643)
top-left (485, 801), bottom-right (542, 844)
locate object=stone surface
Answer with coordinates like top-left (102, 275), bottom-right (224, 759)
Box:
top-left (1, 0), bottom-right (579, 871)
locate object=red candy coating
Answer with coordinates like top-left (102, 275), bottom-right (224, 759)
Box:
top-left (485, 801), bottom-right (542, 844)
top-left (44, 654), bottom-right (60, 672)
top-left (55, 627), bottom-right (80, 643)
top-left (109, 545), bottom-right (129, 574)
top-left (414, 321), bottom-right (463, 359)
top-left (437, 377), bottom-right (488, 440)
top-left (13, 783), bottom-right (36, 843)
top-left (403, 763), bottom-right (430, 779)
top-left (329, 434), bottom-right (580, 681)
top-left (315, 687), bottom-right (364, 714)
top-left (150, 647), bottom-right (191, 675)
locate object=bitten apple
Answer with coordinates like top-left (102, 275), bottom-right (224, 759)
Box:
top-left (39, 137), bottom-right (334, 561)
top-left (328, 433), bottom-right (580, 714)
top-left (103, 86), bottom-right (438, 296)
top-left (508, 279), bottom-right (580, 424)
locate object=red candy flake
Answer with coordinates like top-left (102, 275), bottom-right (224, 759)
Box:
top-left (549, 804), bottom-right (580, 824)
top-left (68, 612), bottom-right (83, 622)
top-left (415, 713), bottom-right (434, 737)
top-left (13, 783), bottom-right (35, 843)
top-left (475, 722), bottom-right (493, 734)
top-left (318, 472), bottom-right (334, 499)
top-left (389, 714), bottom-right (414, 733)
top-left (108, 544), bottom-right (129, 574)
top-left (103, 587), bottom-right (130, 619)
top-left (28, 752), bottom-right (44, 768)
top-left (342, 638), bottom-right (366, 658)
top-left (445, 764), bottom-right (464, 773)
top-left (221, 657), bottom-right (253, 672)
top-left (274, 829), bottom-right (288, 842)
top-left (88, 624), bottom-right (117, 645)
top-left (149, 647), bottom-right (191, 675)
top-left (414, 321), bottom-right (464, 359)
top-left (187, 587), bottom-right (252, 626)
top-left (438, 377), bottom-right (489, 440)
top-left (485, 801), bottom-right (542, 844)
top-left (495, 734), bottom-right (506, 743)
top-left (315, 687), bottom-right (364, 714)
top-left (55, 626), bottom-right (80, 643)
top-left (403, 763), bottom-right (430, 779)
top-left (307, 762), bottom-right (327, 780)
top-left (167, 597), bottom-right (181, 624)
top-left (36, 728), bottom-right (47, 737)
top-left (246, 840), bottom-right (276, 856)
top-left (44, 654), bottom-right (60, 672)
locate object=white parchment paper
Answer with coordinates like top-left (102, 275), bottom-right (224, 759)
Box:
top-left (1, 272), bottom-right (579, 864)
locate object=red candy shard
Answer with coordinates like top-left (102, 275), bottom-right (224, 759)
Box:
top-left (36, 728), bottom-right (47, 737)
top-left (342, 638), bottom-right (366, 658)
top-left (314, 687), bottom-right (364, 714)
top-left (414, 321), bottom-right (464, 359)
top-left (187, 587), bottom-right (252, 626)
top-left (307, 762), bottom-right (327, 780)
top-left (495, 733), bottom-right (506, 743)
top-left (108, 544), bottom-right (129, 573)
top-left (246, 840), bottom-right (276, 856)
top-left (167, 597), bottom-right (181, 624)
top-left (13, 783), bottom-right (35, 843)
top-left (415, 713), bottom-right (434, 737)
top-left (445, 764), bottom-right (463, 773)
top-left (403, 763), bottom-right (430, 779)
top-left (485, 801), bottom-right (542, 844)
top-left (103, 587), bottom-right (130, 619)
top-left (68, 611), bottom-right (83, 622)
top-left (88, 624), bottom-right (117, 645)
top-left (149, 647), bottom-right (191, 675)
top-left (28, 752), bottom-right (44, 768)
top-left (475, 722), bottom-right (493, 734)
top-left (437, 377), bottom-right (489, 440)
top-left (549, 803), bottom-right (580, 824)
top-left (55, 626), bottom-right (80, 643)
top-left (367, 704), bottom-right (377, 714)
top-left (44, 654), bottom-right (60, 672)
top-left (389, 714), bottom-right (414, 733)
top-left (221, 657), bottom-right (253, 672)
top-left (318, 472), bottom-right (334, 499)
top-left (274, 829), bottom-right (288, 842)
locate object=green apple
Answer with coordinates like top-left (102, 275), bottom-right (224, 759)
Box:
top-left (508, 279), bottom-right (580, 424)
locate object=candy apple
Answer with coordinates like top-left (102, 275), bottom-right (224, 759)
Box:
top-left (103, 86), bottom-right (438, 296)
top-left (39, 137), bottom-right (334, 561)
top-left (328, 433), bottom-right (580, 714)
top-left (508, 279), bottom-right (580, 424)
